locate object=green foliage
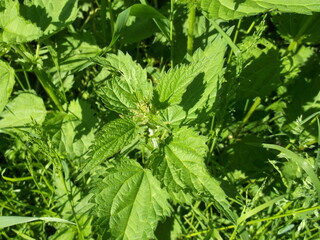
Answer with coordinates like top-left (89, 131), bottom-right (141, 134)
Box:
top-left (0, 60), bottom-right (15, 113)
top-left (77, 118), bottom-right (138, 180)
top-left (0, 92), bottom-right (46, 130)
top-left (94, 159), bottom-right (171, 240)
top-left (197, 0), bottom-right (320, 20)
top-left (0, 0), bottom-right (78, 43)
top-left (1, 0), bottom-right (320, 239)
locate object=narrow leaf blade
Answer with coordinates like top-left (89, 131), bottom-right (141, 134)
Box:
top-left (0, 216), bottom-right (74, 228)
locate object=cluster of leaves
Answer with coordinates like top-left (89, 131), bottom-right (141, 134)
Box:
top-left (1, 0), bottom-right (320, 239)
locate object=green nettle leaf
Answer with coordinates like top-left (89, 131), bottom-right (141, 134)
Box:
top-left (0, 92), bottom-right (46, 130)
top-left (93, 52), bottom-right (153, 115)
top-left (181, 34), bottom-right (227, 114)
top-left (198, 0), bottom-right (320, 20)
top-left (98, 76), bottom-right (140, 115)
top-left (156, 34), bottom-right (227, 123)
top-left (160, 105), bottom-right (188, 126)
top-left (76, 118), bottom-right (138, 180)
top-left (0, 60), bottom-right (15, 114)
top-left (0, 0), bottom-right (78, 43)
top-left (152, 127), bottom-right (238, 223)
top-left (153, 127), bottom-right (208, 192)
top-left (155, 63), bottom-right (204, 108)
top-left (0, 1), bottom-right (42, 43)
top-left (94, 160), bottom-right (171, 240)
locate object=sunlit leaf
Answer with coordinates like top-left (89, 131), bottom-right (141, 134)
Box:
top-left (198, 0), bottom-right (320, 20)
top-left (0, 0), bottom-right (78, 43)
top-left (76, 118), bottom-right (138, 180)
top-left (94, 159), bottom-right (171, 240)
top-left (0, 92), bottom-right (46, 130)
top-left (92, 52), bottom-right (153, 115)
top-left (0, 60), bottom-right (15, 114)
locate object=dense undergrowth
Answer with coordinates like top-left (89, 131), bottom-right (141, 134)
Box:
top-left (1, 0), bottom-right (320, 239)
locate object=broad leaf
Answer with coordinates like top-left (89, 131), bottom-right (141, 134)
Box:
top-left (152, 127), bottom-right (238, 223)
top-left (155, 63), bottom-right (204, 108)
top-left (181, 34), bottom-right (228, 114)
top-left (0, 61), bottom-right (15, 114)
top-left (110, 4), bottom-right (171, 47)
top-left (94, 159), bottom-right (171, 240)
top-left (0, 0), bottom-right (78, 43)
top-left (198, 0), bottom-right (320, 20)
top-left (0, 1), bottom-right (42, 43)
top-left (0, 92), bottom-right (46, 130)
top-left (93, 52), bottom-right (153, 115)
top-left (44, 99), bottom-right (97, 160)
top-left (153, 127), bottom-right (208, 192)
top-left (157, 34), bottom-right (227, 123)
top-left (76, 118), bottom-right (138, 180)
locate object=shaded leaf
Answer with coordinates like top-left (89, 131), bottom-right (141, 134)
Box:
top-left (0, 1), bottom-right (42, 43)
top-left (47, 32), bottom-right (101, 74)
top-left (110, 4), bottom-right (171, 47)
top-left (155, 63), bottom-right (204, 109)
top-left (272, 13), bottom-right (320, 46)
top-left (44, 99), bottom-right (97, 160)
top-left (156, 34), bottom-right (228, 124)
top-left (236, 40), bottom-right (281, 103)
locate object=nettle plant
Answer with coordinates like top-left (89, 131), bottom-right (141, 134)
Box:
top-left (79, 39), bottom-right (241, 239)
top-left (1, 0), bottom-right (320, 239)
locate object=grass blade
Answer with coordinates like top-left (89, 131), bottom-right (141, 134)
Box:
top-left (0, 216), bottom-right (74, 228)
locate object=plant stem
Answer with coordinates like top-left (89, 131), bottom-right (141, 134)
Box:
top-left (108, 0), bottom-right (115, 49)
top-left (57, 164), bottom-right (84, 240)
top-left (12, 45), bottom-right (65, 111)
top-left (187, 4), bottom-right (196, 55)
top-left (170, 0), bottom-right (174, 67)
top-left (34, 68), bottom-right (65, 112)
top-left (227, 18), bottom-right (241, 64)
top-left (100, 0), bottom-right (107, 45)
top-left (288, 14), bottom-right (315, 52)
top-left (210, 19), bottom-right (243, 75)
top-left (234, 97), bottom-right (261, 139)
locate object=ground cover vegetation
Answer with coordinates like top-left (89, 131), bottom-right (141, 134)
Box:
top-left (0, 0), bottom-right (320, 239)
